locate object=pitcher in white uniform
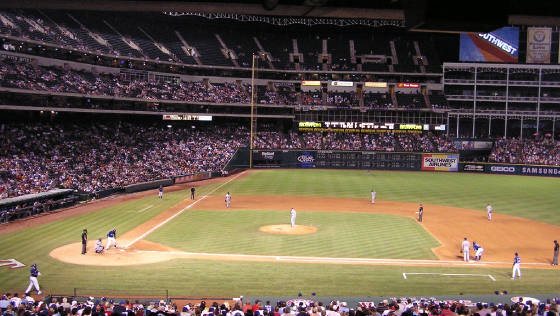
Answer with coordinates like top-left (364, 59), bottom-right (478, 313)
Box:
top-left (290, 208), bottom-right (297, 228)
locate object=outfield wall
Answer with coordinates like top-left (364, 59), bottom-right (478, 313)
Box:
top-left (461, 162), bottom-right (560, 177)
top-left (249, 149), bottom-right (459, 171)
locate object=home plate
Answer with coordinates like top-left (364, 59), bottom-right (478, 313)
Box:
top-left (120, 249), bottom-right (125, 252)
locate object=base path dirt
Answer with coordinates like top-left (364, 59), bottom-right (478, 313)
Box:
top-left (50, 192), bottom-right (560, 269)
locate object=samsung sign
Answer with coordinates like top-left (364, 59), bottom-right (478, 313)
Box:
top-left (521, 166), bottom-right (560, 177)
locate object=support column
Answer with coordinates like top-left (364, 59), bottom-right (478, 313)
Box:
top-left (473, 67), bottom-right (477, 138)
top-left (520, 116), bottom-right (524, 140)
top-left (488, 117), bottom-right (491, 137)
top-left (456, 116), bottom-right (460, 137)
top-left (537, 68), bottom-right (541, 135)
top-left (505, 67), bottom-right (509, 138)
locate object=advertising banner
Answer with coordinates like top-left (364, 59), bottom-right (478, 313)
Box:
top-left (421, 154), bottom-right (459, 171)
top-left (460, 27), bottom-right (519, 62)
top-left (486, 164), bottom-right (518, 174)
top-left (461, 163), bottom-right (485, 172)
top-left (297, 151), bottom-right (316, 168)
top-left (519, 165), bottom-right (560, 177)
top-left (526, 27), bottom-right (551, 63)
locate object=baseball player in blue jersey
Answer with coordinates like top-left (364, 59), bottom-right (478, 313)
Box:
top-left (25, 264), bottom-right (41, 295)
top-left (512, 252), bottom-right (521, 279)
top-left (473, 241), bottom-right (484, 261)
top-left (105, 229), bottom-right (117, 250)
top-left (158, 185), bottom-right (163, 199)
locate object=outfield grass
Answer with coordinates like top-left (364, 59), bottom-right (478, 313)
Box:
top-left (1, 169), bottom-right (559, 296)
top-left (147, 210), bottom-right (439, 259)
top-left (218, 170), bottom-right (560, 224)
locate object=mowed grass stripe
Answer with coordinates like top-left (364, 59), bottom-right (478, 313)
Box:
top-left (147, 210), bottom-right (439, 259)
top-left (212, 170), bottom-right (560, 224)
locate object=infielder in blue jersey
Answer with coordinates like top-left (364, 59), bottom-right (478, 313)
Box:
top-left (105, 229), bottom-right (117, 250)
top-left (25, 264), bottom-right (41, 295)
top-left (158, 185), bottom-right (163, 199)
top-left (473, 241), bottom-right (484, 261)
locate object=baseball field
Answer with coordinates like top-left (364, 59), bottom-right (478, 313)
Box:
top-left (1, 169), bottom-right (560, 297)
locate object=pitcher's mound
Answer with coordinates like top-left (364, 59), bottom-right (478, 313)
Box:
top-left (259, 224), bottom-right (317, 235)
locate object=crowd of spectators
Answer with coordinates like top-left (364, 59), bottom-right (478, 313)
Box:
top-left (253, 131), bottom-right (456, 153)
top-left (4, 119), bottom-right (560, 201)
top-left (3, 294), bottom-right (560, 316)
top-left (0, 122), bottom-right (248, 199)
top-left (0, 59), bottom-right (436, 109)
top-left (489, 137), bottom-right (560, 166)
top-left (326, 92), bottom-right (360, 108)
top-left (363, 93), bottom-right (393, 109)
top-left (0, 59), bottom-right (253, 104)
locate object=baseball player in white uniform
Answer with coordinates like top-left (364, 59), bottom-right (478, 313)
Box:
top-left (486, 204), bottom-right (492, 221)
top-left (512, 252), bottom-right (521, 279)
top-left (290, 208), bottom-right (297, 228)
top-left (225, 192), bottom-right (231, 208)
top-left (371, 189), bottom-right (376, 204)
top-left (25, 264), bottom-right (41, 295)
top-left (461, 237), bottom-right (470, 262)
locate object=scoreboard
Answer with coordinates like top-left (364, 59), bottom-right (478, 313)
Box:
top-left (315, 151), bottom-right (420, 170)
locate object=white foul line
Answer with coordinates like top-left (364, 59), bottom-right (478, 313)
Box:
top-left (403, 272), bottom-right (496, 281)
top-left (125, 171), bottom-right (245, 248)
top-left (137, 205), bottom-right (153, 213)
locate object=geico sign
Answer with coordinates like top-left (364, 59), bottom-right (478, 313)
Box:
top-left (490, 166), bottom-right (516, 173)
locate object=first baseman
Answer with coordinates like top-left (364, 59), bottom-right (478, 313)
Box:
top-left (473, 241), bottom-right (484, 261)
top-left (461, 237), bottom-right (470, 262)
top-left (371, 189), bottom-right (376, 204)
top-left (158, 185), bottom-right (163, 199)
top-left (512, 252), bottom-right (521, 279)
top-left (25, 264), bottom-right (41, 295)
top-left (105, 228), bottom-right (117, 250)
top-left (290, 208), bottom-right (297, 228)
top-left (486, 204), bottom-right (492, 221)
top-left (225, 192), bottom-right (231, 208)
top-left (417, 204), bottom-right (423, 222)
